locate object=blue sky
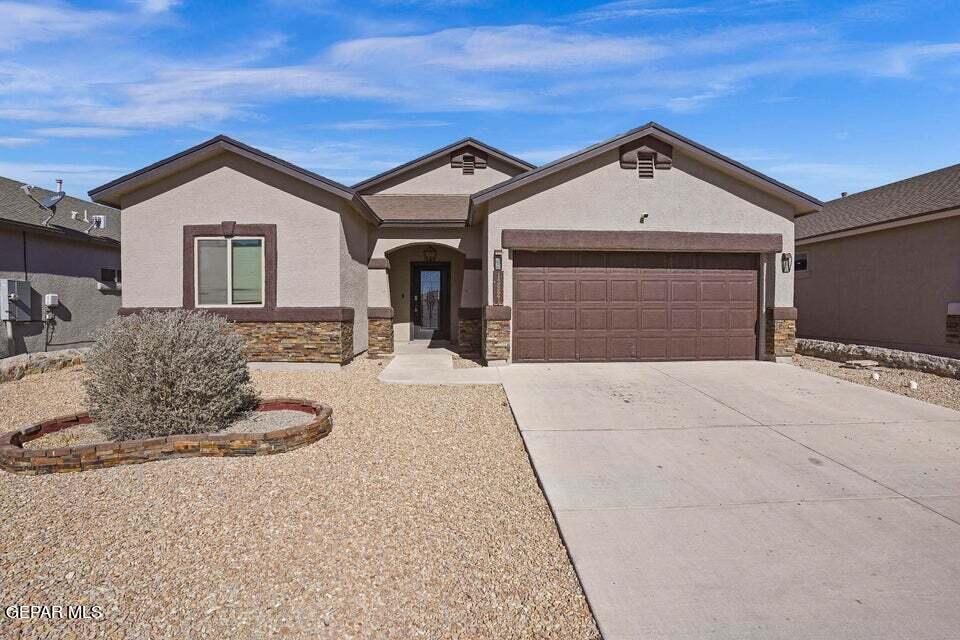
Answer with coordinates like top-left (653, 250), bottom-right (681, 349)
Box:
top-left (1, 0), bottom-right (958, 202)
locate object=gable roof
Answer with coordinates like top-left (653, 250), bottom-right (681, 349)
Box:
top-left (796, 162), bottom-right (960, 240)
top-left (0, 175), bottom-right (120, 245)
top-left (362, 194), bottom-right (470, 226)
top-left (351, 137), bottom-right (535, 193)
top-left (88, 135), bottom-right (381, 224)
top-left (472, 122), bottom-right (822, 214)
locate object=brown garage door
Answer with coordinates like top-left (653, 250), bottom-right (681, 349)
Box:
top-left (512, 251), bottom-right (759, 362)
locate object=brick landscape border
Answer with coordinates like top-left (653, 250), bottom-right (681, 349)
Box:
top-left (0, 398), bottom-right (332, 476)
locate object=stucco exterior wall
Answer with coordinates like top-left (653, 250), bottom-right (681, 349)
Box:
top-left (482, 148), bottom-right (796, 310)
top-left (119, 153), bottom-right (353, 310)
top-left (796, 216), bottom-right (960, 358)
top-left (371, 226), bottom-right (482, 259)
top-left (368, 156), bottom-right (517, 195)
top-left (0, 226), bottom-right (120, 357)
top-left (339, 203), bottom-right (370, 354)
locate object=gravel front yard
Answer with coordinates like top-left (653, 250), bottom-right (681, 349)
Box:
top-left (794, 354), bottom-right (960, 412)
top-left (0, 359), bottom-right (599, 639)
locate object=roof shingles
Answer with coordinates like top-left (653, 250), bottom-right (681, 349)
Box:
top-left (362, 194), bottom-right (470, 223)
top-left (796, 163), bottom-right (960, 240)
top-left (0, 176), bottom-right (119, 244)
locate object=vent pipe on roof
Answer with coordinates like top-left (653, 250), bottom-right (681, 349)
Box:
top-left (56, 178), bottom-right (63, 194)
top-left (841, 192), bottom-right (848, 198)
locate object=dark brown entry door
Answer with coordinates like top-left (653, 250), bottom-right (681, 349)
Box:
top-left (411, 262), bottom-right (450, 341)
top-left (512, 251), bottom-right (759, 362)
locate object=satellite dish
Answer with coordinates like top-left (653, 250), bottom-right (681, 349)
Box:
top-left (20, 178), bottom-right (65, 226)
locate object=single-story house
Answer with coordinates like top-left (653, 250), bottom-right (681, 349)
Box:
top-left (0, 176), bottom-right (121, 358)
top-left (88, 122), bottom-right (820, 365)
top-left (795, 163), bottom-right (960, 358)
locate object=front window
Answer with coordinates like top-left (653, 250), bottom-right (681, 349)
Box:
top-left (195, 237), bottom-right (264, 306)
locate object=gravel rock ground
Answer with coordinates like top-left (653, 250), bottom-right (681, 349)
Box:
top-left (0, 360), bottom-right (599, 640)
top-left (794, 354), bottom-right (960, 412)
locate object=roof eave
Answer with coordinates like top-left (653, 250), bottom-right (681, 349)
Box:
top-left (472, 122), bottom-right (822, 214)
top-left (88, 136), bottom-right (378, 224)
top-left (351, 137), bottom-right (535, 193)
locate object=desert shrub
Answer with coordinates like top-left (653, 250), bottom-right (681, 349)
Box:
top-left (84, 310), bottom-right (258, 441)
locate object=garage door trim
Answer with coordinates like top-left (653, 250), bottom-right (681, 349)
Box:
top-left (502, 229), bottom-right (782, 253)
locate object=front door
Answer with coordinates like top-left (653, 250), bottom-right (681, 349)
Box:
top-left (411, 262), bottom-right (450, 341)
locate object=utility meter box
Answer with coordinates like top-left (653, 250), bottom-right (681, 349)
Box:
top-left (1, 279), bottom-right (31, 321)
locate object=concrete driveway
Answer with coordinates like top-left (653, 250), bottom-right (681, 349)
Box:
top-left (500, 361), bottom-right (960, 640)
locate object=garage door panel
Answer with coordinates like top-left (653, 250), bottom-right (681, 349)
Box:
top-left (640, 308), bottom-right (667, 330)
top-left (579, 280), bottom-right (607, 302)
top-left (548, 338), bottom-right (576, 361)
top-left (670, 308), bottom-right (698, 330)
top-left (671, 280), bottom-right (699, 303)
top-left (700, 308), bottom-right (728, 331)
top-left (549, 308), bottom-right (577, 330)
top-left (578, 337), bottom-right (607, 361)
top-left (729, 280), bottom-right (757, 303)
top-left (611, 308), bottom-right (639, 330)
top-left (608, 337), bottom-right (638, 360)
top-left (548, 280), bottom-right (577, 302)
top-left (639, 337), bottom-right (668, 360)
top-left (512, 251), bottom-right (758, 363)
top-left (515, 308), bottom-right (545, 331)
top-left (579, 308), bottom-right (607, 330)
top-left (515, 280), bottom-right (545, 303)
top-left (610, 280), bottom-right (638, 302)
top-left (700, 281), bottom-right (729, 302)
top-left (699, 336), bottom-right (729, 358)
top-left (668, 336), bottom-right (698, 360)
top-left (641, 280), bottom-right (668, 302)
top-left (729, 308), bottom-right (757, 331)
top-left (514, 337), bottom-right (545, 361)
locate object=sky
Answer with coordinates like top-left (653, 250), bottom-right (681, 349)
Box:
top-left (0, 0), bottom-right (959, 203)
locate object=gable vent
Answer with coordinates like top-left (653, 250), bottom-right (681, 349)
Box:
top-left (637, 152), bottom-right (655, 179)
top-left (451, 149), bottom-right (488, 174)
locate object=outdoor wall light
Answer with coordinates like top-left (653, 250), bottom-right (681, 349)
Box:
top-left (423, 246), bottom-right (437, 263)
top-left (781, 252), bottom-right (793, 273)
top-left (494, 250), bottom-right (503, 271)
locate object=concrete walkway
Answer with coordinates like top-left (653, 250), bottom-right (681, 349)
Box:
top-left (378, 341), bottom-right (503, 385)
top-left (502, 361), bottom-right (960, 640)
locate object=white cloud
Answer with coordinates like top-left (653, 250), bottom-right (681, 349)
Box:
top-left (0, 1), bottom-right (118, 50)
top-left (131, 0), bottom-right (181, 13)
top-left (256, 141), bottom-right (411, 184)
top-left (0, 136), bottom-right (35, 147)
top-left (318, 119), bottom-right (451, 130)
top-left (33, 127), bottom-right (135, 138)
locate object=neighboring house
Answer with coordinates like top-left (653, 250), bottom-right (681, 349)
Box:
top-left (795, 163), bottom-right (960, 358)
top-left (88, 122), bottom-right (820, 365)
top-left (0, 176), bottom-right (121, 358)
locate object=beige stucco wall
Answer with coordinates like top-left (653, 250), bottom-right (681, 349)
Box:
top-left (339, 202), bottom-right (371, 353)
top-left (482, 148), bottom-right (797, 310)
top-left (796, 215), bottom-right (960, 358)
top-left (120, 153), bottom-right (365, 318)
top-left (371, 226), bottom-right (482, 259)
top-left (368, 156), bottom-right (518, 195)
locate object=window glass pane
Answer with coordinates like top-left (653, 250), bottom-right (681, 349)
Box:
top-left (231, 239), bottom-right (263, 305)
top-left (197, 239), bottom-right (228, 305)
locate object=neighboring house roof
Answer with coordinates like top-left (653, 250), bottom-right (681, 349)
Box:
top-left (0, 175), bottom-right (120, 245)
top-left (362, 194), bottom-right (471, 226)
top-left (88, 135), bottom-right (381, 225)
top-left (796, 162), bottom-right (960, 240)
top-left (351, 137), bottom-right (535, 193)
top-left (472, 122), bottom-right (823, 214)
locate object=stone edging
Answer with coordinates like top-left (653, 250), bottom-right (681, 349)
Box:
top-left (797, 338), bottom-right (960, 379)
top-left (1, 349), bottom-right (89, 383)
top-left (0, 398), bottom-right (332, 476)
